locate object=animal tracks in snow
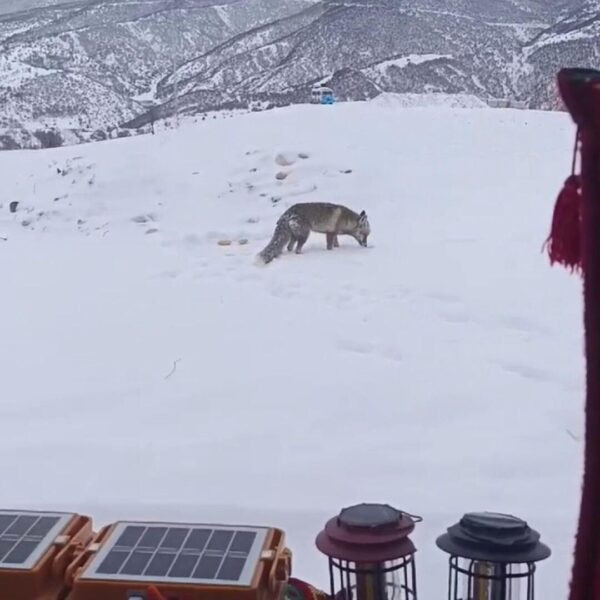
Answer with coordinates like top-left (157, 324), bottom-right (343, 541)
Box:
top-left (337, 338), bottom-right (403, 364)
top-left (493, 359), bottom-right (578, 392)
top-left (110, 145), bottom-right (360, 276)
top-left (219, 149), bottom-right (353, 207)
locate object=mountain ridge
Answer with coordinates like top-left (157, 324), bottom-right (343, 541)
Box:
top-left (0, 0), bottom-right (597, 149)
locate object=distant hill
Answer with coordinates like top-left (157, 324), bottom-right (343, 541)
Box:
top-left (0, 0), bottom-right (597, 149)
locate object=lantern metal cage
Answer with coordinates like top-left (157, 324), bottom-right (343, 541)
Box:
top-left (328, 553), bottom-right (417, 600)
top-left (446, 555), bottom-right (537, 600)
top-left (316, 503), bottom-right (421, 600)
top-left (436, 512), bottom-right (551, 600)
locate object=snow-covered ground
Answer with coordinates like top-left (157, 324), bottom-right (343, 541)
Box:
top-left (370, 91), bottom-right (489, 109)
top-left (0, 101), bottom-right (583, 599)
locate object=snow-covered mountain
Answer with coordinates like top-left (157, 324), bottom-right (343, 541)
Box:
top-left (0, 0), bottom-right (70, 15)
top-left (521, 0), bottom-right (600, 109)
top-left (0, 0), bottom-right (317, 148)
top-left (135, 0), bottom-right (549, 127)
top-left (0, 0), bottom-right (596, 149)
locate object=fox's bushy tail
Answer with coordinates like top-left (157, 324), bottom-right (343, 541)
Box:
top-left (256, 219), bottom-right (290, 265)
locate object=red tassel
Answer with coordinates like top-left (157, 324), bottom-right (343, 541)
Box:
top-left (544, 128), bottom-right (583, 273)
top-left (543, 174), bottom-right (582, 272)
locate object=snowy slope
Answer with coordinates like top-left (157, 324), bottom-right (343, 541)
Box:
top-left (0, 101), bottom-right (583, 599)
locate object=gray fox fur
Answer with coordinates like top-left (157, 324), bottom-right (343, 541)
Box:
top-left (257, 202), bottom-right (371, 264)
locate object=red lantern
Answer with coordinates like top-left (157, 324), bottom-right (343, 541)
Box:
top-left (316, 504), bottom-right (420, 600)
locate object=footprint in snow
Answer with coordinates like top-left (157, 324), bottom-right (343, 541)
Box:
top-left (497, 315), bottom-right (552, 336)
top-left (132, 213), bottom-right (157, 224)
top-left (158, 269), bottom-right (181, 280)
top-left (440, 311), bottom-right (473, 324)
top-left (275, 152), bottom-right (297, 167)
top-left (423, 291), bottom-right (462, 304)
top-left (495, 361), bottom-right (555, 383)
top-left (337, 339), bottom-right (375, 355)
top-left (338, 339), bottom-right (403, 363)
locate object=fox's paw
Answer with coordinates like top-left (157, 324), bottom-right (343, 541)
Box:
top-left (254, 253), bottom-right (268, 267)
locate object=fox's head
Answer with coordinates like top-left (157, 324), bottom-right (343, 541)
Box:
top-left (353, 210), bottom-right (370, 247)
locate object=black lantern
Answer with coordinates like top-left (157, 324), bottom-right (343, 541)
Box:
top-left (436, 512), bottom-right (551, 600)
top-left (316, 503), bottom-right (420, 600)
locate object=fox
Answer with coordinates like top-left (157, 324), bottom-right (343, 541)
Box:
top-left (256, 202), bottom-right (371, 265)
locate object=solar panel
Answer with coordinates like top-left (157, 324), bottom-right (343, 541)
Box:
top-left (81, 522), bottom-right (269, 586)
top-left (0, 510), bottom-right (73, 570)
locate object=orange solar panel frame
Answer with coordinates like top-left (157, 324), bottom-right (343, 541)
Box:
top-left (0, 512), bottom-right (93, 600)
top-left (0, 510), bottom-right (292, 600)
top-left (65, 522), bottom-right (291, 600)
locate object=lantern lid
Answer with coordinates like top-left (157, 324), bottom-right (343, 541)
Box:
top-left (436, 512), bottom-right (551, 563)
top-left (315, 503), bottom-right (418, 562)
top-left (338, 503), bottom-right (401, 531)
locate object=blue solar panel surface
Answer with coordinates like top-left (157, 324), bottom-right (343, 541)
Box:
top-left (82, 522), bottom-right (268, 585)
top-left (0, 510), bottom-right (72, 570)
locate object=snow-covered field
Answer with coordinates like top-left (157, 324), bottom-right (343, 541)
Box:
top-left (0, 101), bottom-right (584, 598)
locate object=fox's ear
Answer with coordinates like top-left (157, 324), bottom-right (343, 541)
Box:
top-left (360, 210), bottom-right (366, 217)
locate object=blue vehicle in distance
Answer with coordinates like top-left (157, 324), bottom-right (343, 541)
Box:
top-left (311, 86), bottom-right (335, 105)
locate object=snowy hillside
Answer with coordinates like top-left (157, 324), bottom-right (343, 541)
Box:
top-left (148, 0), bottom-right (527, 119)
top-left (138, 0), bottom-right (600, 119)
top-left (0, 0), bottom-right (597, 149)
top-left (0, 101), bottom-right (583, 598)
top-left (0, 0), bottom-right (67, 15)
top-left (0, 0), bottom-right (317, 148)
top-left (522, 0), bottom-right (600, 108)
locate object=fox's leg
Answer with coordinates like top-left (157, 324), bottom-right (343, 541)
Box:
top-left (333, 234), bottom-right (339, 248)
top-left (288, 216), bottom-right (310, 254)
top-left (287, 237), bottom-right (297, 252)
top-left (326, 233), bottom-right (335, 250)
top-left (295, 232), bottom-right (309, 253)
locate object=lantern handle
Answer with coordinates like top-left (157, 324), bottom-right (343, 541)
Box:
top-left (403, 512), bottom-right (423, 523)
